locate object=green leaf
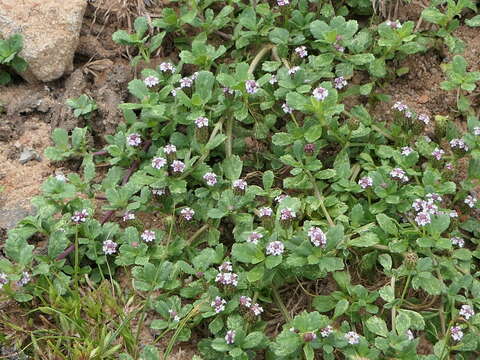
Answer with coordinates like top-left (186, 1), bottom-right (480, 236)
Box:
top-left (303, 344), bottom-right (314, 360)
top-left (128, 79), bottom-right (150, 100)
top-left (304, 125), bottom-right (322, 142)
top-left (349, 232), bottom-right (379, 247)
top-left (366, 316), bottom-right (389, 337)
top-left (223, 155), bottom-right (243, 181)
top-left (272, 133), bottom-right (293, 146)
top-left (312, 296), bottom-right (336, 312)
top-left (466, 15), bottom-right (480, 27)
top-left (376, 214), bottom-right (398, 235)
top-left (333, 299), bottom-right (349, 318)
top-left (232, 243), bottom-right (265, 264)
top-left (243, 331), bottom-right (264, 349)
top-left (263, 171), bottom-right (274, 190)
top-left (195, 71), bottom-right (215, 103)
top-left (207, 208), bottom-right (228, 219)
top-left (48, 231), bottom-right (69, 259)
top-left (206, 134), bottom-right (227, 150)
top-left (269, 27), bottom-right (290, 45)
top-left (134, 17), bottom-right (149, 38)
top-left (349, 53), bottom-right (375, 65)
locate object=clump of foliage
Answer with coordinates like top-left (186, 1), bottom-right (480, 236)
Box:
top-left (66, 94), bottom-right (98, 120)
top-left (1, 1), bottom-right (480, 359)
top-left (0, 33), bottom-right (27, 85)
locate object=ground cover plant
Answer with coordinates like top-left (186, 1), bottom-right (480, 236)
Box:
top-left (1, 0), bottom-right (480, 359)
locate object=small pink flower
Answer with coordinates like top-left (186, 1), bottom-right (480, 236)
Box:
top-left (345, 331), bottom-right (360, 345)
top-left (203, 172), bottom-right (217, 186)
top-left (251, 303), bottom-right (263, 316)
top-left (277, 0), bottom-right (289, 6)
top-left (266, 241), bottom-right (284, 256)
top-left (225, 330), bottom-right (236, 344)
top-left (295, 46), bottom-right (308, 58)
top-left (321, 325), bottom-right (333, 338)
top-left (247, 232), bottom-right (263, 244)
top-left (164, 144), bottom-right (177, 154)
top-left (126, 133), bottom-right (142, 147)
top-left (451, 236), bottom-right (464, 247)
top-left (282, 103), bottom-right (293, 114)
top-left (144, 76), bottom-right (159, 87)
top-left (308, 227), bottom-right (327, 247)
top-left (334, 76), bottom-right (347, 89)
top-left (401, 146), bottom-right (413, 156)
top-left (218, 262), bottom-right (233, 272)
top-left (415, 212), bottom-right (431, 226)
top-left (358, 176), bottom-right (373, 189)
top-left (451, 326), bottom-right (464, 341)
top-left (159, 62), bottom-right (175, 72)
top-left (392, 101), bottom-right (408, 112)
top-left (151, 157), bottom-right (167, 169)
top-left (280, 208), bottom-right (296, 220)
top-left (459, 305), bottom-right (475, 320)
top-left (432, 148), bottom-right (445, 160)
top-left (179, 77), bottom-right (193, 88)
top-left (288, 66), bottom-right (301, 75)
top-left (245, 80), bottom-right (260, 94)
top-left (122, 212), bottom-right (135, 221)
top-left (233, 179), bottom-right (247, 190)
top-left (258, 207), bottom-right (273, 217)
top-left (72, 209), bottom-right (89, 224)
top-left (103, 240), bottom-right (118, 255)
top-left (312, 87), bottom-right (328, 101)
top-left (211, 296), bottom-right (227, 313)
top-left (0, 273), bottom-right (7, 289)
top-left (171, 160), bottom-right (185, 173)
top-left (418, 114), bottom-right (430, 125)
top-left (141, 230), bottom-right (156, 243)
top-left (195, 116), bottom-right (209, 128)
top-left (464, 195), bottom-right (477, 208)
top-left (239, 296), bottom-right (252, 307)
top-left (180, 207), bottom-right (195, 221)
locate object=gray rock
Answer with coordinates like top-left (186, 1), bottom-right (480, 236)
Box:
top-left (19, 147), bottom-right (40, 164)
top-left (0, 0), bottom-right (87, 83)
top-left (0, 207), bottom-right (34, 230)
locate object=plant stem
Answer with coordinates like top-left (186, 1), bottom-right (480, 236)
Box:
top-left (73, 227), bottom-right (79, 289)
top-left (307, 171), bottom-right (335, 227)
top-left (225, 117), bottom-right (233, 158)
top-left (189, 224), bottom-right (210, 246)
top-left (248, 44), bottom-right (274, 76)
top-left (391, 276), bottom-right (397, 334)
top-left (399, 272), bottom-right (412, 305)
top-left (272, 286), bottom-right (291, 322)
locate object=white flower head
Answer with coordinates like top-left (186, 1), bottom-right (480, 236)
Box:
top-left (103, 240), bottom-right (118, 255)
top-left (152, 157), bottom-right (167, 169)
top-left (345, 331), bottom-right (360, 345)
top-left (312, 86), bottom-right (328, 101)
top-left (141, 230), bottom-right (156, 243)
top-left (126, 133), bottom-right (142, 147)
top-left (266, 241), bottom-right (285, 256)
top-left (295, 46), bottom-right (308, 58)
top-left (459, 305), bottom-right (475, 320)
top-left (203, 172), bottom-right (217, 186)
top-left (144, 76), bottom-right (159, 87)
top-left (358, 176), bottom-right (373, 189)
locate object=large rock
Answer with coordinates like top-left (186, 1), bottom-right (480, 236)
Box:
top-left (0, 0), bottom-right (87, 83)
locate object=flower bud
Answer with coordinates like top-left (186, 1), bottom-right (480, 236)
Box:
top-left (404, 252), bottom-right (418, 270)
top-left (304, 143), bottom-right (315, 156)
